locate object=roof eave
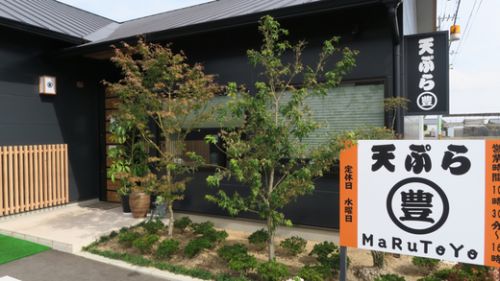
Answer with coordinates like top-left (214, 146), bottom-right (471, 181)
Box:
top-left (58, 0), bottom-right (383, 57)
top-left (0, 16), bottom-right (87, 45)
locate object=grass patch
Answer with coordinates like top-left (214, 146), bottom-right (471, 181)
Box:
top-left (0, 234), bottom-right (50, 265)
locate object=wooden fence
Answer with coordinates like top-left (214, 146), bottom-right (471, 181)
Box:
top-left (0, 144), bottom-right (69, 216)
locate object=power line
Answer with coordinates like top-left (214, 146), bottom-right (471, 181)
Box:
top-left (453, 0), bottom-right (461, 25)
top-left (451, 0), bottom-right (483, 65)
top-left (438, 0), bottom-right (449, 30)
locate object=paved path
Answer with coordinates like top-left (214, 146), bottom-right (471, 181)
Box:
top-left (0, 201), bottom-right (143, 253)
top-left (0, 251), bottom-right (167, 281)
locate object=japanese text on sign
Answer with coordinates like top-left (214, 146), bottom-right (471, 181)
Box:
top-left (340, 140), bottom-right (500, 266)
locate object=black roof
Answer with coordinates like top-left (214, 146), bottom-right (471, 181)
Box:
top-left (0, 0), bottom-right (115, 42)
top-left (0, 0), bottom-right (382, 46)
top-left (85, 0), bottom-right (324, 44)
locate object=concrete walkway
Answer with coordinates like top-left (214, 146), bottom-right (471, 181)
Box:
top-left (0, 200), bottom-right (143, 253)
top-left (0, 251), bottom-right (166, 281)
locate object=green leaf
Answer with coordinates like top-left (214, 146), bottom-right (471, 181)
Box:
top-left (204, 135), bottom-right (218, 145)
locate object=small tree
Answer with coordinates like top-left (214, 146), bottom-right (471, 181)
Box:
top-left (105, 55), bottom-right (152, 198)
top-left (384, 97), bottom-right (410, 131)
top-left (205, 16), bottom-right (358, 260)
top-left (109, 39), bottom-right (220, 236)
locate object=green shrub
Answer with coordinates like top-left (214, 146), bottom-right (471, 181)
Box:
top-left (174, 217), bottom-right (192, 232)
top-left (256, 260), bottom-right (290, 281)
top-left (429, 268), bottom-right (453, 280)
top-left (218, 244), bottom-right (256, 272)
top-left (280, 236), bottom-right (307, 256)
top-left (374, 274), bottom-right (406, 281)
top-left (417, 277), bottom-right (441, 281)
top-left (189, 221), bottom-right (226, 243)
top-left (118, 231), bottom-right (141, 247)
top-left (98, 231), bottom-right (117, 244)
top-left (424, 264), bottom-right (492, 281)
top-left (309, 241), bottom-right (346, 273)
top-left (215, 275), bottom-right (251, 281)
top-left (204, 229), bottom-right (228, 244)
top-left (412, 256), bottom-right (440, 273)
top-left (309, 241), bottom-right (338, 262)
top-left (184, 238), bottom-right (213, 258)
top-left (155, 239), bottom-right (180, 259)
top-left (217, 244), bottom-right (249, 262)
top-left (132, 234), bottom-right (160, 254)
top-left (227, 253), bottom-right (257, 272)
top-left (456, 264), bottom-right (491, 281)
top-left (191, 221), bottom-right (216, 236)
top-left (248, 229), bottom-right (269, 249)
top-left (298, 266), bottom-right (328, 281)
top-left (142, 219), bottom-right (165, 234)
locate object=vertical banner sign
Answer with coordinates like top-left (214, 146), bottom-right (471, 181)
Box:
top-left (485, 140), bottom-right (500, 267)
top-left (404, 31), bottom-right (449, 115)
top-left (340, 144), bottom-right (358, 248)
top-left (340, 140), bottom-right (500, 266)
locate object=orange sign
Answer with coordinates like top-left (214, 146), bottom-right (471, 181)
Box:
top-left (339, 144), bottom-right (357, 248)
top-left (485, 140), bottom-right (500, 267)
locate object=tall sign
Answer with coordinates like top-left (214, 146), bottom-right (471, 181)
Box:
top-left (404, 31), bottom-right (449, 115)
top-left (340, 140), bottom-right (500, 266)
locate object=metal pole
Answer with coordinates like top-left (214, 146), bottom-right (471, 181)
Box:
top-left (339, 246), bottom-right (347, 281)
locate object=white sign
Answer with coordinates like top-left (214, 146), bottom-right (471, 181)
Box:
top-left (340, 140), bottom-right (500, 266)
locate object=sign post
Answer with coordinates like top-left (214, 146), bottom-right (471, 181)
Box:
top-left (339, 246), bottom-right (347, 281)
top-left (340, 140), bottom-right (500, 266)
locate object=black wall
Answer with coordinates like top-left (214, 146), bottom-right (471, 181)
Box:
top-left (0, 2), bottom-right (396, 228)
top-left (0, 27), bottom-right (104, 201)
top-left (158, 5), bottom-right (395, 229)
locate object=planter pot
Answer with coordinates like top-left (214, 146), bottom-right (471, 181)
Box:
top-left (129, 192), bottom-right (150, 218)
top-left (121, 194), bottom-right (131, 213)
top-left (155, 203), bottom-right (167, 218)
top-left (150, 194), bottom-right (157, 210)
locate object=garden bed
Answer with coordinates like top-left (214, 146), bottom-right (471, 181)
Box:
top-left (83, 219), bottom-right (489, 281)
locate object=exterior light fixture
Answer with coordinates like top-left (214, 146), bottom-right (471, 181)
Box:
top-left (450, 25), bottom-right (461, 41)
top-left (39, 75), bottom-right (56, 95)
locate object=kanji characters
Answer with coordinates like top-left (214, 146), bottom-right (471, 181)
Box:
top-left (371, 144), bottom-right (396, 172)
top-left (399, 189), bottom-right (435, 223)
top-left (418, 37), bottom-right (434, 55)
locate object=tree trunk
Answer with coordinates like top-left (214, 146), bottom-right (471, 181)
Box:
top-left (267, 167), bottom-right (275, 261)
top-left (267, 216), bottom-right (275, 261)
top-left (371, 251), bottom-right (385, 268)
top-left (167, 201), bottom-right (174, 237)
top-left (391, 109), bottom-right (397, 131)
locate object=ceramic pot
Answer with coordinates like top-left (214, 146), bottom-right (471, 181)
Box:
top-left (129, 192), bottom-right (150, 218)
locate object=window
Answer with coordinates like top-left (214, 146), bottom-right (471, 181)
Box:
top-left (282, 84), bottom-right (385, 149)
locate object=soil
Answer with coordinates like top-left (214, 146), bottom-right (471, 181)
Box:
top-left (95, 226), bottom-right (449, 280)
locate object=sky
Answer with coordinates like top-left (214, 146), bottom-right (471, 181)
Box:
top-left (58, 0), bottom-right (212, 22)
top-left (58, 0), bottom-right (499, 115)
top-left (438, 0), bottom-right (500, 115)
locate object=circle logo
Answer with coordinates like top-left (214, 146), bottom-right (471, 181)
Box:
top-left (47, 81), bottom-right (54, 88)
top-left (386, 177), bottom-right (449, 235)
top-left (417, 92), bottom-right (438, 111)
